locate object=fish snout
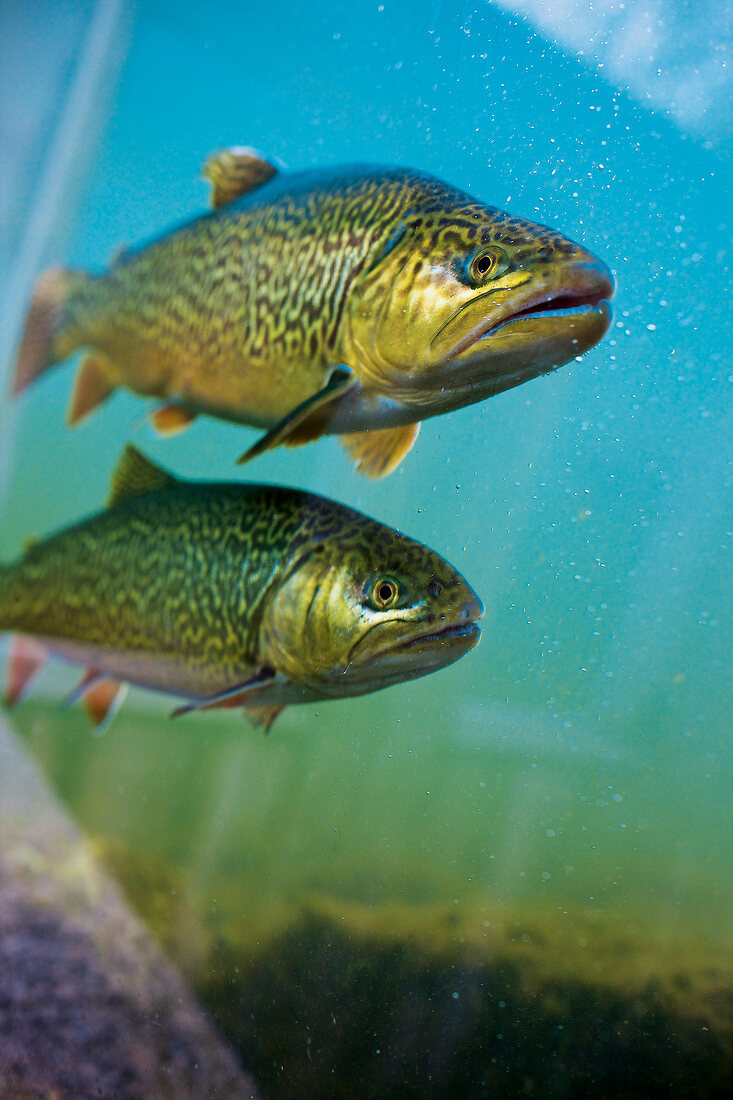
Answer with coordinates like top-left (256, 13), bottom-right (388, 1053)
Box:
top-left (563, 255), bottom-right (615, 305)
top-left (461, 593), bottom-right (485, 624)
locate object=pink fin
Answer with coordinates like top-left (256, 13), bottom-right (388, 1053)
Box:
top-left (244, 703), bottom-right (285, 732)
top-left (82, 679), bottom-right (127, 728)
top-left (150, 403), bottom-right (197, 437)
top-left (13, 267), bottom-right (71, 395)
top-left (4, 635), bottom-right (47, 706)
top-left (67, 354), bottom-right (116, 425)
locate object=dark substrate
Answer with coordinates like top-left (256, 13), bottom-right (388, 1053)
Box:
top-left (195, 897), bottom-right (733, 1100)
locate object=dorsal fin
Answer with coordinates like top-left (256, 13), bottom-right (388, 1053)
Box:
top-left (107, 445), bottom-right (175, 507)
top-left (202, 146), bottom-right (280, 208)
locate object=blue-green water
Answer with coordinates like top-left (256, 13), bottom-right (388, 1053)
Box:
top-left (1, 2), bottom-right (731, 1095)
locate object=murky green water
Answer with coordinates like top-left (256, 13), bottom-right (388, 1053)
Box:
top-left (2, 1), bottom-right (731, 1095)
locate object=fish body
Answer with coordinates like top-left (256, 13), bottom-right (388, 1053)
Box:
top-left (13, 150), bottom-right (614, 476)
top-left (0, 446), bottom-right (483, 728)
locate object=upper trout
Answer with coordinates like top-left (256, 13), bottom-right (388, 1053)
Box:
top-left (0, 446), bottom-right (483, 730)
top-left (12, 148), bottom-right (614, 477)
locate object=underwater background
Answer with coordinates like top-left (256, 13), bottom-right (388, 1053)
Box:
top-left (1, 1), bottom-right (731, 1096)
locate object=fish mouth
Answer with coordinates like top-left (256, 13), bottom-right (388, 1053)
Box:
top-left (358, 617), bottom-right (482, 671)
top-left (347, 604), bottom-right (483, 673)
top-left (398, 619), bottom-right (481, 652)
top-left (444, 260), bottom-right (615, 363)
top-left (451, 289), bottom-right (612, 361)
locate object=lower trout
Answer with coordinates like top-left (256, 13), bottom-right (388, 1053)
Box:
top-left (0, 446), bottom-right (483, 730)
top-left (12, 148), bottom-right (614, 477)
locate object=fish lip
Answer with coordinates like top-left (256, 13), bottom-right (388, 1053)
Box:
top-left (364, 619), bottom-right (481, 664)
top-left (398, 619), bottom-right (481, 651)
top-left (446, 263), bottom-right (615, 361)
top-left (348, 614), bottom-right (482, 669)
top-left (449, 295), bottom-right (612, 361)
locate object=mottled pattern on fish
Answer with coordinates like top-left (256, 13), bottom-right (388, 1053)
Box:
top-left (61, 169), bottom-right (579, 403)
top-left (0, 448), bottom-right (481, 720)
top-left (15, 155), bottom-right (613, 475)
top-left (58, 171), bottom-right (417, 419)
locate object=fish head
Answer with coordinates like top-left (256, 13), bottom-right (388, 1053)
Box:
top-left (259, 519), bottom-right (483, 699)
top-left (347, 184), bottom-right (614, 413)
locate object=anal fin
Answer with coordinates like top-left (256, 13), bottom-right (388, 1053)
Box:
top-left (341, 422), bottom-right (420, 478)
top-left (150, 403), bottom-right (197, 437)
top-left (67, 353), bottom-right (116, 425)
top-left (4, 635), bottom-right (47, 707)
top-left (237, 369), bottom-right (356, 466)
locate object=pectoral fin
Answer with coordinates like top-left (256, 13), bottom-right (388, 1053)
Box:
top-left (341, 422), bottom-right (420, 478)
top-left (170, 667), bottom-right (279, 718)
top-left (236, 369), bottom-right (357, 466)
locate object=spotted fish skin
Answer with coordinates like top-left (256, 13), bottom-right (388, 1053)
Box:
top-left (0, 483), bottom-right (300, 696)
top-left (0, 447), bottom-right (483, 725)
top-left (21, 168), bottom-right (420, 427)
top-left (13, 157), bottom-right (614, 475)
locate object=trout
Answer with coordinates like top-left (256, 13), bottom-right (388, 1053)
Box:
top-left (13, 148), bottom-right (614, 477)
top-left (0, 446), bottom-right (483, 730)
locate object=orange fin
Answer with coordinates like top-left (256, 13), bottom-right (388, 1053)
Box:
top-left (12, 266), bottom-right (72, 395)
top-left (82, 679), bottom-right (127, 728)
top-left (237, 369), bottom-right (356, 466)
top-left (4, 635), bottom-right (47, 707)
top-left (150, 403), bottom-right (197, 436)
top-left (244, 703), bottom-right (285, 732)
top-left (202, 146), bottom-right (280, 209)
top-left (341, 422), bottom-right (420, 478)
top-left (67, 353), bottom-right (117, 425)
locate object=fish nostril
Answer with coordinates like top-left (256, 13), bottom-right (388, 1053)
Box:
top-left (464, 596), bottom-right (485, 621)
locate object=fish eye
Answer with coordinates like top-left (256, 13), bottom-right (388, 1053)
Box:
top-left (468, 247), bottom-right (506, 284)
top-left (369, 576), bottom-right (400, 610)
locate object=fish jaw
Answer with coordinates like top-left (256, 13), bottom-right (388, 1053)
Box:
top-left (424, 258), bottom-right (614, 408)
top-left (339, 591), bottom-right (484, 696)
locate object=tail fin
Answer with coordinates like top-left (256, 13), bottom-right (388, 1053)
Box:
top-left (12, 266), bottom-right (76, 396)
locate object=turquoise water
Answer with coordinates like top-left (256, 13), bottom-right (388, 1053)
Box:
top-left (1, 2), bottom-right (731, 1095)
